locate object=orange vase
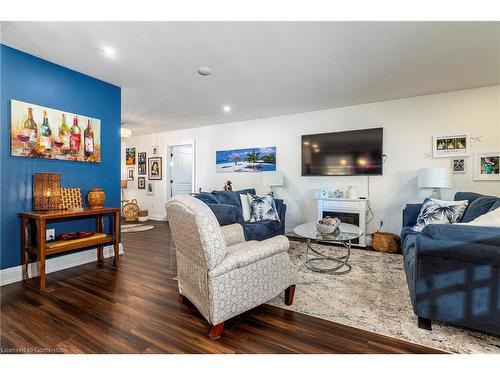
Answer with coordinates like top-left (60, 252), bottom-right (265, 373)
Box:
top-left (87, 188), bottom-right (105, 209)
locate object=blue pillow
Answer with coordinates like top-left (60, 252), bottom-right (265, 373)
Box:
top-left (411, 198), bottom-right (469, 232)
top-left (247, 193), bottom-right (280, 222)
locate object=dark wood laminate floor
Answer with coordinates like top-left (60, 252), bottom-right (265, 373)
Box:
top-left (0, 221), bottom-right (443, 354)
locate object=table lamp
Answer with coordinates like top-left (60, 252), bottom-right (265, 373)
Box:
top-left (418, 167), bottom-right (452, 199)
top-left (263, 171), bottom-right (284, 195)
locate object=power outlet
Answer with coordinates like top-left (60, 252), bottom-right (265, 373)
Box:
top-left (46, 228), bottom-right (55, 242)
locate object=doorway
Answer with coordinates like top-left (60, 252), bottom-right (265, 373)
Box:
top-left (167, 143), bottom-right (194, 199)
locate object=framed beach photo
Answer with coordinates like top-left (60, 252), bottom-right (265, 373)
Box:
top-left (432, 133), bottom-right (469, 158)
top-left (474, 150), bottom-right (500, 181)
top-left (127, 167), bottom-right (134, 181)
top-left (146, 181), bottom-right (155, 195)
top-left (216, 146), bottom-right (276, 173)
top-left (451, 158), bottom-right (466, 174)
top-left (148, 157), bottom-right (162, 180)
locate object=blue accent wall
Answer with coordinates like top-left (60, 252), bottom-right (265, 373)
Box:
top-left (0, 44), bottom-right (121, 269)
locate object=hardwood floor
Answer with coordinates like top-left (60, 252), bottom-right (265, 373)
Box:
top-left (0, 221), bottom-right (443, 354)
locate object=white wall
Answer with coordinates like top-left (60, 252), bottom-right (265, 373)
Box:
top-left (122, 85), bottom-right (500, 234)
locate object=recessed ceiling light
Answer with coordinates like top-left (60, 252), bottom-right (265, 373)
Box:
top-left (198, 66), bottom-right (212, 76)
top-left (223, 105), bottom-right (231, 113)
top-left (102, 46), bottom-right (117, 57)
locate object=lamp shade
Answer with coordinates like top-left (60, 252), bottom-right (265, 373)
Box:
top-left (418, 168), bottom-right (452, 188)
top-left (121, 180), bottom-right (128, 189)
top-left (262, 171), bottom-right (284, 187)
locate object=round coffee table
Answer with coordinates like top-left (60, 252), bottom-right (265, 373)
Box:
top-left (293, 222), bottom-right (364, 275)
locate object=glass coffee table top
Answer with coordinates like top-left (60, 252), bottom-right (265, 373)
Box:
top-left (293, 222), bottom-right (364, 275)
top-left (294, 222), bottom-right (363, 243)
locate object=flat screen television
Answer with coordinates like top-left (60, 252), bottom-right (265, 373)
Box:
top-left (302, 127), bottom-right (383, 176)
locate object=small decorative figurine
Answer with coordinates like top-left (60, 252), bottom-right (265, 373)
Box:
top-left (224, 181), bottom-right (233, 191)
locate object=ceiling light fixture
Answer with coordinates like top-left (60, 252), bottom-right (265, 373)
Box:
top-left (223, 105), bottom-right (231, 113)
top-left (198, 66), bottom-right (213, 76)
top-left (102, 46), bottom-right (117, 57)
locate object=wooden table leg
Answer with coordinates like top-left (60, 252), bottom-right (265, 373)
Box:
top-left (36, 219), bottom-right (46, 290)
top-left (113, 211), bottom-right (120, 266)
top-left (21, 217), bottom-right (29, 284)
top-left (97, 215), bottom-right (104, 262)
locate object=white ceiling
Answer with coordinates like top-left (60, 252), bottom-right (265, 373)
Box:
top-left (1, 22), bottom-right (499, 135)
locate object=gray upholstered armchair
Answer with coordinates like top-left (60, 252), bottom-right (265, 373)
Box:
top-left (165, 195), bottom-right (298, 339)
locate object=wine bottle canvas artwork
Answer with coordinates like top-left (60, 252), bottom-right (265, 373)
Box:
top-left (10, 99), bottom-right (101, 163)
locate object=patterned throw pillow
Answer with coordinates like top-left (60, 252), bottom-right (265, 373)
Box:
top-left (411, 198), bottom-right (469, 232)
top-left (247, 193), bottom-right (280, 222)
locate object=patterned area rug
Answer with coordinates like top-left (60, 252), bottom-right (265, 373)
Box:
top-left (121, 224), bottom-right (154, 233)
top-left (268, 241), bottom-right (500, 354)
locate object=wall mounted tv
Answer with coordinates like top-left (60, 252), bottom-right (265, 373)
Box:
top-left (302, 127), bottom-right (383, 176)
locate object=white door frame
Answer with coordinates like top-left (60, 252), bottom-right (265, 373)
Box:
top-left (166, 140), bottom-right (196, 200)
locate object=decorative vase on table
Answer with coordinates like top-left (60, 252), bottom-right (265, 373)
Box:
top-left (87, 188), bottom-right (106, 209)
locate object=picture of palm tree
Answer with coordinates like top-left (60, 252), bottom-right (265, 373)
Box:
top-left (216, 147), bottom-right (276, 173)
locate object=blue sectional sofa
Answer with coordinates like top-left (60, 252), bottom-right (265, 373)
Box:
top-left (401, 192), bottom-right (500, 335)
top-left (195, 188), bottom-right (286, 241)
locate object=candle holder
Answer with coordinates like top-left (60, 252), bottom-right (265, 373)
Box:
top-left (33, 173), bottom-right (62, 211)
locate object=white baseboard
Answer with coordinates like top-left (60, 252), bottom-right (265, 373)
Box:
top-left (0, 243), bottom-right (124, 287)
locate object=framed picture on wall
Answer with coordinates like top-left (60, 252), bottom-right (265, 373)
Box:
top-left (146, 181), bottom-right (155, 195)
top-left (10, 99), bottom-right (101, 163)
top-left (138, 177), bottom-right (146, 189)
top-left (432, 133), bottom-right (469, 158)
top-left (152, 146), bottom-right (159, 156)
top-left (451, 158), bottom-right (466, 174)
top-left (148, 157), bottom-right (162, 180)
top-left (127, 167), bottom-right (134, 181)
top-left (473, 150), bottom-right (500, 181)
top-left (138, 152), bottom-right (147, 175)
top-left (215, 146), bottom-right (277, 173)
top-left (126, 147), bottom-right (136, 165)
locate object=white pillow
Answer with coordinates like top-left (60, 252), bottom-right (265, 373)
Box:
top-left (453, 207), bottom-right (500, 227)
top-left (240, 194), bottom-right (251, 222)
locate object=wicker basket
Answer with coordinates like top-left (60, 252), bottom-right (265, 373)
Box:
top-left (372, 232), bottom-right (400, 253)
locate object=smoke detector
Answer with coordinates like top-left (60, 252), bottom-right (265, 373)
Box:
top-left (198, 66), bottom-right (213, 76)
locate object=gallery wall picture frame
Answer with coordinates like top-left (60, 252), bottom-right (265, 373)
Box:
top-left (148, 157), bottom-right (162, 180)
top-left (152, 146), bottom-right (159, 156)
top-left (127, 167), bottom-right (134, 181)
top-left (473, 150), bottom-right (500, 181)
top-left (10, 99), bottom-right (101, 163)
top-left (138, 177), bottom-right (146, 189)
top-left (126, 147), bottom-right (136, 165)
top-left (451, 158), bottom-right (466, 174)
top-left (138, 152), bottom-right (147, 175)
top-left (146, 181), bottom-right (155, 195)
top-left (432, 133), bottom-right (469, 158)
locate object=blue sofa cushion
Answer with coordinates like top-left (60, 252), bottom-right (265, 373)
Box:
top-left (460, 196), bottom-right (498, 222)
top-left (244, 220), bottom-right (275, 240)
top-left (196, 192), bottom-right (220, 205)
top-left (211, 189), bottom-right (257, 210)
top-left (490, 200), bottom-right (500, 212)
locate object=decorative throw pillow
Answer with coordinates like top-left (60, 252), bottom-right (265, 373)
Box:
top-left (247, 193), bottom-right (280, 222)
top-left (239, 194), bottom-right (251, 222)
top-left (453, 207), bottom-right (500, 227)
top-left (411, 198), bottom-right (469, 232)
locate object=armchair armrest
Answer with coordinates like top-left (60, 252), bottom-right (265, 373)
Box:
top-left (422, 224), bottom-right (500, 247)
top-left (209, 235), bottom-right (290, 277)
top-left (221, 224), bottom-right (245, 246)
top-left (402, 203), bottom-right (422, 227)
top-left (206, 203), bottom-right (245, 227)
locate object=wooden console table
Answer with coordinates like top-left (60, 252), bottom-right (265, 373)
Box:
top-left (19, 207), bottom-right (120, 290)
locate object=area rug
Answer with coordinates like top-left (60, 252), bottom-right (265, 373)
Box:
top-left (121, 223), bottom-right (154, 233)
top-left (268, 241), bottom-right (500, 354)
